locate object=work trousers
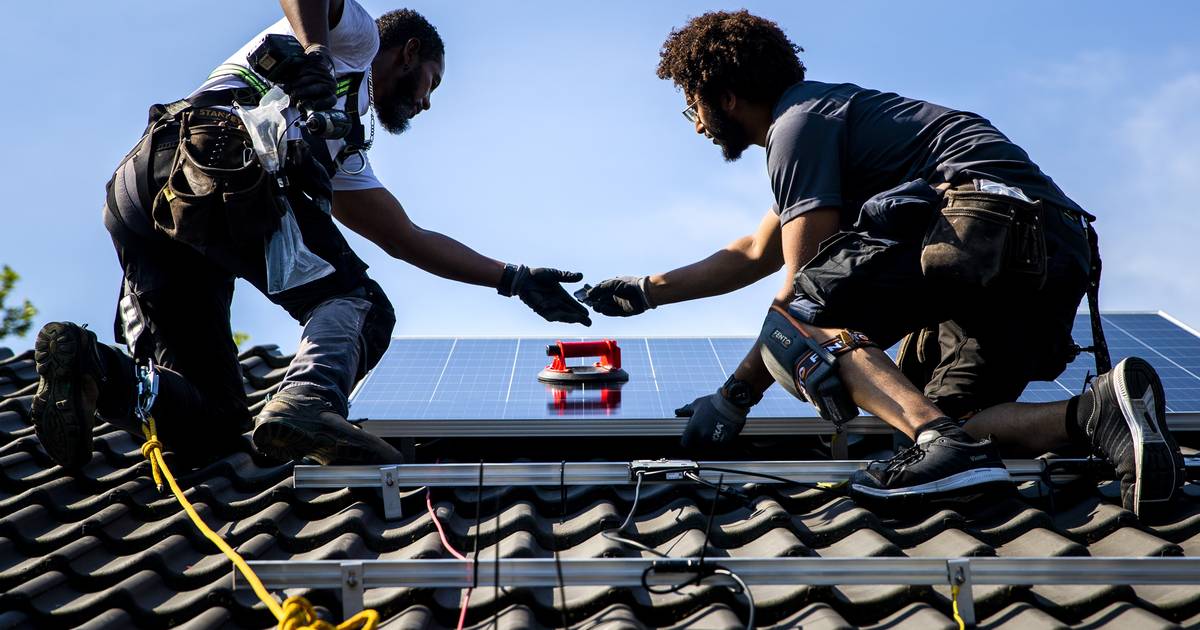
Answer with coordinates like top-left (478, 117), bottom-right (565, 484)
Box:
top-left (788, 184), bottom-right (1092, 420)
top-left (96, 110), bottom-right (394, 463)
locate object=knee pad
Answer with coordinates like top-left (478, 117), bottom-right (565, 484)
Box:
top-left (757, 305), bottom-right (875, 427)
top-left (359, 279), bottom-right (395, 375)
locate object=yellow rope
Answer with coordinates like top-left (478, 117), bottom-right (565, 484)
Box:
top-left (950, 584), bottom-right (966, 630)
top-left (140, 414), bottom-right (379, 630)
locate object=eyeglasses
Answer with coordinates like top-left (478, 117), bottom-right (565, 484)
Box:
top-left (681, 98), bottom-right (700, 124)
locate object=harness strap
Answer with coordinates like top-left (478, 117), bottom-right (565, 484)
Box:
top-left (1083, 219), bottom-right (1112, 375)
top-left (339, 72), bottom-right (366, 149)
top-left (795, 331), bottom-right (875, 382)
top-left (207, 62), bottom-right (359, 99)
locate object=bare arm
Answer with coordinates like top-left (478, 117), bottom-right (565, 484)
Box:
top-left (647, 210), bottom-right (784, 306)
top-left (278, 0), bottom-right (345, 48)
top-left (333, 187), bottom-right (505, 287)
top-left (732, 208), bottom-right (841, 390)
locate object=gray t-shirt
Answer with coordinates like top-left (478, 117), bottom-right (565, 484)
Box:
top-left (766, 80), bottom-right (1085, 226)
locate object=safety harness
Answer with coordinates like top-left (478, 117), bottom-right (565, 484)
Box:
top-left (1080, 219), bottom-right (1112, 375)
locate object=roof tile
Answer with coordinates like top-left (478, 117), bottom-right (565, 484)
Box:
top-left (1, 344), bottom-right (1197, 628)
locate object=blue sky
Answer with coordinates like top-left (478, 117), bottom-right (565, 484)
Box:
top-left (2, 1), bottom-right (1199, 352)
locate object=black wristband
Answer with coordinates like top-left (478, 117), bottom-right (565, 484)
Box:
top-left (720, 374), bottom-right (762, 410)
top-left (497, 263), bottom-right (520, 297)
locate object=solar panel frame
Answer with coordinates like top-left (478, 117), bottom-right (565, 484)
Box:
top-left (351, 312), bottom-right (1200, 437)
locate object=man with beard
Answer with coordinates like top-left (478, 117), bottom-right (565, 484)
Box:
top-left (30, 1), bottom-right (591, 469)
top-left (581, 10), bottom-right (1183, 515)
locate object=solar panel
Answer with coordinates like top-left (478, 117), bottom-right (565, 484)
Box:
top-left (350, 312), bottom-right (1200, 436)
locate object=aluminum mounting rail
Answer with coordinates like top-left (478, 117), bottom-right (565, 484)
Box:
top-left (357, 412), bottom-right (1200, 438)
top-left (239, 556), bottom-right (1200, 625)
top-left (294, 457), bottom-right (1200, 520)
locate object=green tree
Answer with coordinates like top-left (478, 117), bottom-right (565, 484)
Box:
top-left (0, 266), bottom-right (36, 339)
top-left (233, 331), bottom-right (251, 349)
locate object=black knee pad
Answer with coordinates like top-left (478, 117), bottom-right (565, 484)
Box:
top-left (358, 279), bottom-right (395, 375)
top-left (758, 305), bottom-right (873, 427)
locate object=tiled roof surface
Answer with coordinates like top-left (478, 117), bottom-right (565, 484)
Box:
top-left (1, 345), bottom-right (1199, 629)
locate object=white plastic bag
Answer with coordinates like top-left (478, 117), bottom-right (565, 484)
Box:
top-left (235, 87), bottom-right (335, 293)
top-left (234, 86), bottom-right (290, 173)
top-left (265, 195), bottom-right (335, 294)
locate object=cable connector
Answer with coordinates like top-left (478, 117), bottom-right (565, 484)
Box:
top-left (629, 459), bottom-right (698, 481)
top-left (650, 558), bottom-right (706, 573)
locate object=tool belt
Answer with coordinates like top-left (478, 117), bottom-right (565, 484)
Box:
top-left (148, 107), bottom-right (280, 248)
top-left (138, 98), bottom-right (333, 250)
top-left (923, 180), bottom-right (1111, 373)
top-left (919, 182), bottom-right (1048, 291)
top-left (849, 178), bottom-right (1112, 375)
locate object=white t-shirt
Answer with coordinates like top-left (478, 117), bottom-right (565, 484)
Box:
top-left (188, 0), bottom-right (382, 191)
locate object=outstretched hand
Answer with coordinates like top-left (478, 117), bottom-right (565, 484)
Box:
top-left (578, 276), bottom-right (653, 317)
top-left (513, 266), bottom-right (592, 326)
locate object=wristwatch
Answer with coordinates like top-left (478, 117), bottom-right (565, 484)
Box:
top-left (721, 374), bottom-right (762, 410)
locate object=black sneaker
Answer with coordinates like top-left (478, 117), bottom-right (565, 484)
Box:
top-left (849, 428), bottom-right (1012, 502)
top-left (252, 391), bottom-right (404, 465)
top-left (1078, 357), bottom-right (1182, 516)
top-left (31, 322), bottom-right (104, 469)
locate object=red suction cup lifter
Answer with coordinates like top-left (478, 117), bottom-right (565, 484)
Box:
top-left (546, 340), bottom-right (622, 372)
top-left (538, 339), bottom-right (630, 384)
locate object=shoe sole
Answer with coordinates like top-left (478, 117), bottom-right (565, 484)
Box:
top-left (31, 323), bottom-right (96, 469)
top-left (850, 467), bottom-right (1013, 501)
top-left (252, 416), bottom-right (402, 465)
top-left (1113, 357), bottom-right (1182, 513)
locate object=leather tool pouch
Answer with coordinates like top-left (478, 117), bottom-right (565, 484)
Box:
top-left (920, 186), bottom-right (1047, 290)
top-left (151, 109), bottom-right (281, 249)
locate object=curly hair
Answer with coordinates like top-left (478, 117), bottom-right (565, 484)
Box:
top-left (657, 10), bottom-right (805, 105)
top-left (377, 9), bottom-right (444, 60)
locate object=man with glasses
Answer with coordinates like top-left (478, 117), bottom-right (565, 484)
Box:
top-left (580, 10), bottom-right (1183, 514)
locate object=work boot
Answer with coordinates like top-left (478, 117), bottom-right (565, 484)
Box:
top-left (252, 391), bottom-right (403, 465)
top-left (1076, 357), bottom-right (1183, 516)
top-left (849, 425), bottom-right (1012, 503)
top-left (31, 322), bottom-right (104, 469)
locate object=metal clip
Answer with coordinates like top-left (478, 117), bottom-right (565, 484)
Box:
top-left (338, 148), bottom-right (368, 176)
top-left (135, 359), bottom-right (159, 425)
top-left (946, 558), bottom-right (976, 626)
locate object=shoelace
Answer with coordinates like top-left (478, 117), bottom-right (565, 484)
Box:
top-left (875, 442), bottom-right (928, 478)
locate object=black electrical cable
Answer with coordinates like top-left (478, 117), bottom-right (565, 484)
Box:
top-left (639, 564), bottom-right (756, 629)
top-left (699, 474), bottom-right (722, 569)
top-left (713, 567), bottom-right (756, 630)
top-left (683, 471), bottom-right (755, 507)
top-left (493, 483), bottom-right (500, 628)
top-left (555, 461), bottom-right (570, 630)
top-left (471, 461), bottom-right (483, 590)
top-left (637, 472), bottom-right (757, 630)
top-left (600, 472), bottom-right (668, 558)
top-left (694, 466), bottom-right (843, 492)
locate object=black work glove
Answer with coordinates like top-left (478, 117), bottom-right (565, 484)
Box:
top-left (499, 264), bottom-right (592, 326)
top-left (282, 45), bottom-right (338, 112)
top-left (578, 276), bottom-right (654, 317)
top-left (677, 390), bottom-right (750, 451)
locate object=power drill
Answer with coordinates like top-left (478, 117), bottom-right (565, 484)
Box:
top-left (248, 34), bottom-right (353, 140)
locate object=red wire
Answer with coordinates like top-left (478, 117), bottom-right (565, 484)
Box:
top-left (427, 489), bottom-right (467, 560)
top-left (426, 485), bottom-right (472, 630)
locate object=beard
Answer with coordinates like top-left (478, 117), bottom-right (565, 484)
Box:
top-left (375, 67), bottom-right (422, 135)
top-left (702, 104), bottom-right (753, 162)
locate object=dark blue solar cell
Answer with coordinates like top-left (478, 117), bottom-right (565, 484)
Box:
top-left (349, 312), bottom-right (1200, 421)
